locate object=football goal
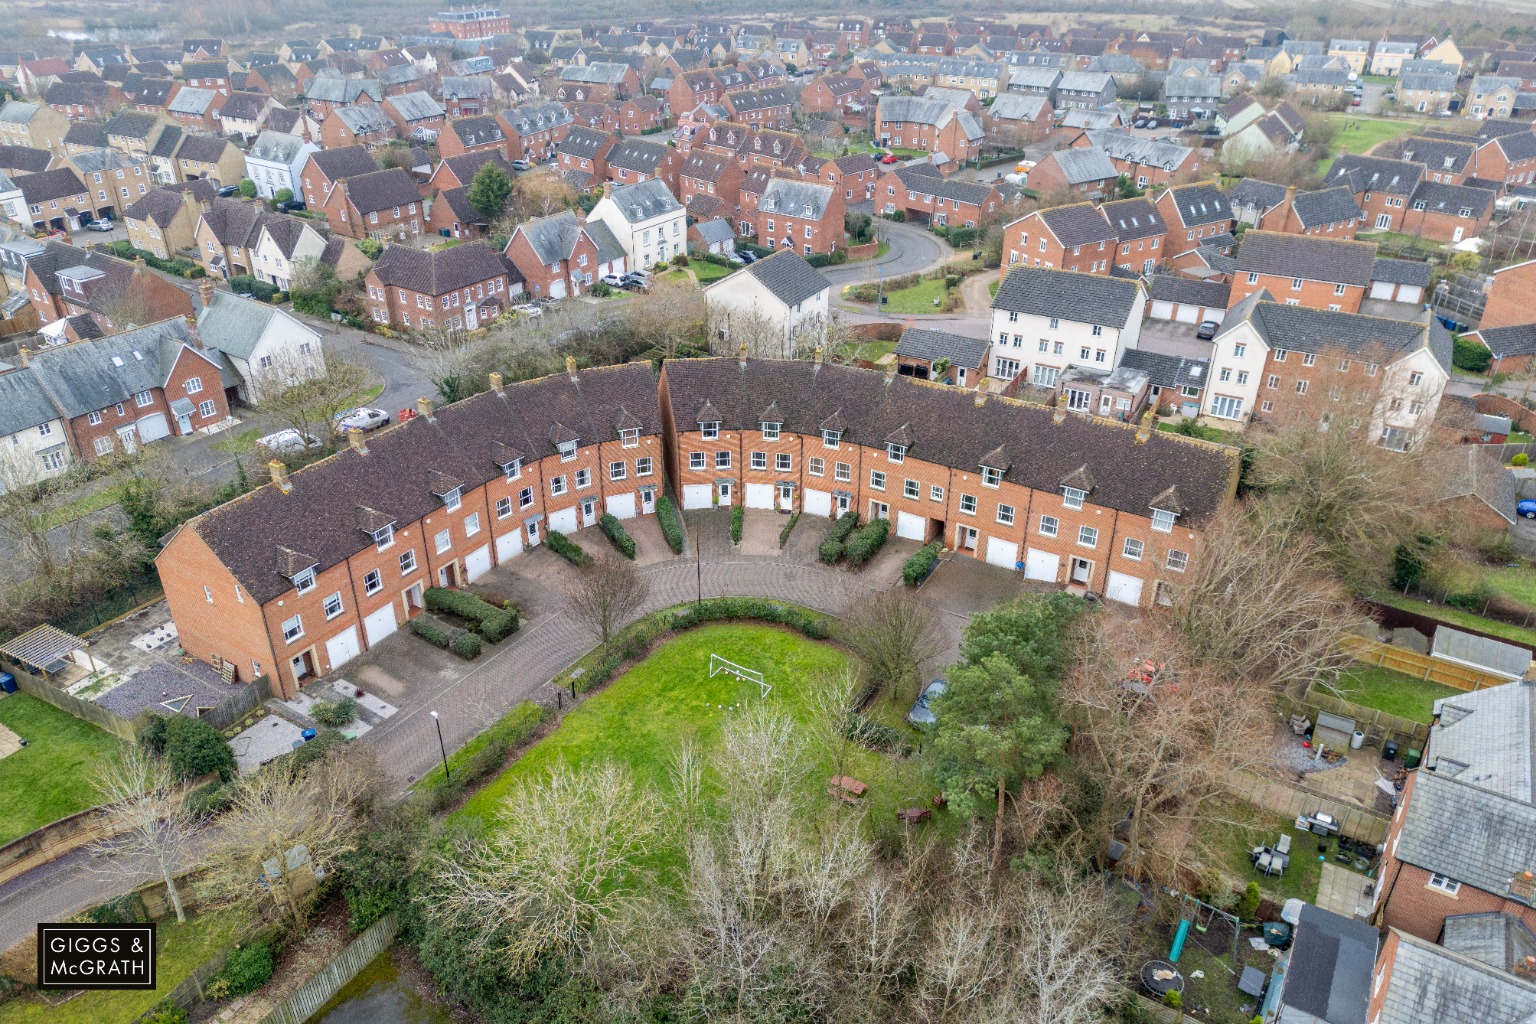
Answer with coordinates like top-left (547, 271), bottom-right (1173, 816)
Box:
top-left (710, 653), bottom-right (771, 698)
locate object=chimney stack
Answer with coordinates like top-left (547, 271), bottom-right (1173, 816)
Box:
top-left (739, 341), bottom-right (748, 368)
top-left (974, 389), bottom-right (986, 406)
top-left (1514, 871), bottom-right (1535, 902)
top-left (1053, 407), bottom-right (1066, 424)
top-left (602, 180), bottom-right (613, 198)
top-left (198, 277), bottom-right (215, 310)
top-left (1136, 409), bottom-right (1154, 442)
top-left (489, 370), bottom-right (505, 394)
top-left (566, 355), bottom-right (578, 381)
top-left (348, 427), bottom-right (368, 453)
top-left (416, 396), bottom-right (435, 421)
top-left (269, 459), bottom-right (292, 493)
top-left (813, 345), bottom-right (824, 365)
top-left (133, 255), bottom-right (146, 279)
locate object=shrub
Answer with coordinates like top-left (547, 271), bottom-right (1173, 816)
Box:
top-left (670, 597), bottom-right (830, 639)
top-left (310, 697), bottom-right (357, 727)
top-left (140, 714), bottom-right (236, 782)
top-left (656, 495), bottom-right (684, 553)
top-left (410, 615), bottom-right (451, 647)
top-left (846, 712), bottom-right (913, 754)
top-left (341, 803), bottom-right (422, 931)
top-left (418, 701), bottom-right (549, 793)
top-left (141, 1002), bottom-right (189, 1024)
top-left (450, 632), bottom-right (483, 660)
top-left (424, 586), bottom-right (518, 642)
top-left (1453, 335), bottom-right (1493, 372)
top-left (672, 254), bottom-right (689, 266)
top-left (185, 780), bottom-right (232, 818)
top-left (844, 518), bottom-right (890, 566)
top-left (589, 282), bottom-right (613, 297)
top-left (902, 540), bottom-right (943, 586)
top-left (828, 510), bottom-right (860, 543)
top-left (547, 529), bottom-right (591, 566)
top-left (779, 511), bottom-right (800, 548)
top-left (819, 538), bottom-right (845, 564)
top-left (217, 939), bottom-right (275, 997)
top-left (730, 504), bottom-right (744, 543)
top-left (1163, 991), bottom-right (1181, 1009)
top-left (1514, 453), bottom-right (1530, 467)
top-left (1237, 881), bottom-right (1261, 922)
top-left (599, 513), bottom-right (636, 558)
top-left (356, 238), bottom-right (383, 260)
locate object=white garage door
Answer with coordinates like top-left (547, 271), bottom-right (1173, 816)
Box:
top-left (1105, 570), bottom-right (1144, 606)
top-left (1174, 304), bottom-right (1199, 324)
top-left (496, 531), bottom-right (523, 561)
top-left (137, 412), bottom-right (171, 442)
top-left (1024, 548), bottom-right (1059, 582)
top-left (325, 626), bottom-right (361, 669)
top-left (745, 483), bottom-right (775, 509)
top-left (1369, 280), bottom-right (1395, 300)
top-left (606, 493), bottom-right (637, 519)
top-left (1150, 299), bottom-right (1175, 321)
top-left (896, 511), bottom-right (927, 541)
top-left (465, 544), bottom-right (491, 582)
top-left (804, 488), bottom-right (832, 517)
top-left (549, 506), bottom-right (579, 534)
top-left (1399, 285), bottom-right (1423, 304)
top-left (984, 537), bottom-right (1019, 568)
top-left (363, 606), bottom-right (397, 647)
top-left (682, 483), bottom-right (713, 510)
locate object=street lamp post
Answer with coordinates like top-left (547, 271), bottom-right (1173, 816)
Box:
top-left (429, 710), bottom-right (450, 782)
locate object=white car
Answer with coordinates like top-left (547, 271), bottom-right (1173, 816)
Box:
top-left (332, 407), bottom-right (390, 433)
top-left (84, 219), bottom-right (115, 232)
top-left (512, 303), bottom-right (543, 317)
top-left (601, 274), bottom-right (626, 287)
top-left (256, 429), bottom-right (322, 454)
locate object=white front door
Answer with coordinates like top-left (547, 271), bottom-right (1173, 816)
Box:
top-left (1024, 548), bottom-right (1059, 582)
top-left (745, 483), bottom-right (775, 509)
top-left (606, 493), bottom-right (637, 519)
top-left (777, 484), bottom-right (794, 510)
top-left (1070, 557), bottom-right (1093, 586)
top-left (581, 498), bottom-right (598, 527)
top-left (870, 501), bottom-right (889, 520)
top-left (117, 426), bottom-right (139, 453)
top-left (804, 489), bottom-right (832, 517)
top-left (465, 305), bottom-right (478, 329)
top-left (464, 544), bottom-right (492, 582)
top-left (325, 626), bottom-right (361, 669)
top-left (641, 489), bottom-right (655, 514)
top-left (526, 521), bottom-right (542, 546)
top-left (956, 525), bottom-right (978, 551)
top-left (548, 505), bottom-right (578, 534)
top-left (984, 537), bottom-right (1019, 568)
top-left (363, 605), bottom-right (398, 646)
top-left (895, 511), bottom-right (926, 540)
top-left (1105, 570), bottom-right (1144, 606)
top-left (718, 481), bottom-right (732, 505)
top-left (683, 483), bottom-right (713, 510)
top-left (1452, 226), bottom-right (1465, 242)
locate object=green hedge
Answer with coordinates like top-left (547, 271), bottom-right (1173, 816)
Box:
top-left (599, 513), bottom-right (636, 558)
top-left (779, 511), bottom-right (800, 548)
top-left (902, 540), bottom-right (943, 587)
top-left (215, 938), bottom-right (276, 997)
top-left (845, 518), bottom-right (890, 566)
top-left (819, 537), bottom-right (845, 564)
top-left (1453, 335), bottom-right (1492, 372)
top-left (424, 585), bottom-right (519, 642)
top-left (847, 712), bottom-right (913, 755)
top-left (547, 529), bottom-right (591, 566)
top-left (415, 701), bottom-right (551, 807)
top-left (805, 249), bottom-right (849, 268)
top-left (410, 614), bottom-right (451, 647)
top-left (730, 504), bottom-right (744, 543)
top-left (656, 495), bottom-right (684, 553)
top-left (106, 240), bottom-right (205, 278)
top-left (450, 632), bottom-right (483, 659)
top-left (819, 510), bottom-right (860, 563)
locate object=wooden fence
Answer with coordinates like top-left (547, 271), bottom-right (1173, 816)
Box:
top-left (1341, 635), bottom-right (1513, 691)
top-left (257, 913), bottom-right (400, 1024)
top-left (2, 659), bottom-right (145, 740)
top-left (1224, 770), bottom-right (1389, 846)
top-left (0, 806), bottom-right (117, 885)
top-left (1298, 686), bottom-right (1430, 753)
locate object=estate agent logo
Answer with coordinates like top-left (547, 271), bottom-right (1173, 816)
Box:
top-left (36, 923), bottom-right (157, 990)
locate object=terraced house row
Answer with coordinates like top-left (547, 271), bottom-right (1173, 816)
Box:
top-left (157, 357), bottom-right (1238, 697)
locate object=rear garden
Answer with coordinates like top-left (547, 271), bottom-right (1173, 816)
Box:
top-left (1329, 663), bottom-right (1459, 724)
top-left (0, 693), bottom-right (122, 845)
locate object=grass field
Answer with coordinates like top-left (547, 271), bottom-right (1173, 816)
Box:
top-left (691, 260), bottom-right (736, 285)
top-left (1317, 116), bottom-right (1421, 173)
top-left (1203, 801), bottom-right (1324, 906)
top-left (1370, 591), bottom-right (1536, 649)
top-left (872, 278), bottom-right (951, 314)
top-left (41, 483), bottom-right (129, 529)
top-left (1483, 565), bottom-right (1536, 608)
top-left (0, 910), bottom-right (243, 1024)
top-left (1330, 664), bottom-right (1460, 724)
top-left (457, 625), bottom-right (950, 854)
top-left (0, 693), bottom-right (123, 844)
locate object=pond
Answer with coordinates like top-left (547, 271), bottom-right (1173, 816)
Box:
top-left (312, 951), bottom-right (453, 1024)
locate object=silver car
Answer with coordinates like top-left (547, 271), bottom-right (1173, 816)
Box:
top-left (256, 429), bottom-right (322, 455)
top-left (332, 407), bottom-right (390, 433)
top-left (906, 679), bottom-right (948, 728)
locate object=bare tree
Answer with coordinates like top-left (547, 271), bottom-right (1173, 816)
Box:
top-left (839, 589), bottom-right (943, 703)
top-left (257, 340), bottom-right (372, 447)
top-left (621, 278), bottom-right (706, 359)
top-left (565, 558), bottom-right (649, 653)
top-left (806, 665), bottom-right (865, 784)
top-left (88, 747), bottom-right (201, 923)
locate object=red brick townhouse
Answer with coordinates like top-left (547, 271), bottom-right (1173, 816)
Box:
top-left (435, 115), bottom-right (511, 160)
top-left (872, 165), bottom-right (1002, 229)
top-left (156, 360), bottom-right (665, 697)
top-left (722, 87), bottom-right (795, 130)
top-left (800, 73), bottom-right (869, 118)
top-left (807, 153), bottom-right (880, 204)
top-left (1002, 202), bottom-right (1120, 276)
top-left (605, 137), bottom-right (683, 191)
top-left (364, 240), bottom-right (513, 331)
top-left (874, 94), bottom-right (984, 171)
top-left (555, 126), bottom-right (618, 190)
top-left (1325, 155), bottom-right (1423, 234)
top-left (755, 178), bottom-right (845, 256)
top-left (1229, 231), bottom-right (1376, 314)
top-left (1153, 180), bottom-right (1233, 264)
top-left (318, 168), bottom-right (423, 241)
top-left (679, 149), bottom-right (745, 217)
top-left (659, 356), bottom-right (1238, 608)
top-left (504, 210), bottom-right (627, 299)
top-left (23, 241), bottom-right (193, 335)
top-left (298, 145), bottom-right (379, 214)
top-left (498, 101), bottom-right (573, 164)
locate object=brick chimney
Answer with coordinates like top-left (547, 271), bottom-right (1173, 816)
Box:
top-left (269, 459), bottom-right (291, 493)
top-left (348, 427), bottom-right (368, 453)
top-left (1514, 871), bottom-right (1535, 902)
top-left (198, 277), bottom-right (215, 311)
top-left (1053, 407), bottom-right (1066, 424)
top-left (975, 389), bottom-right (986, 406)
top-left (739, 341), bottom-right (748, 368)
top-left (489, 370), bottom-right (505, 395)
top-left (416, 396), bottom-right (435, 421)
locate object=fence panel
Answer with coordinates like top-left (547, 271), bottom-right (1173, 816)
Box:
top-left (200, 675), bottom-right (274, 732)
top-left (1340, 635), bottom-right (1511, 691)
top-left (258, 914), bottom-right (400, 1024)
top-left (1, 660), bottom-right (144, 741)
top-left (1223, 770), bottom-right (1389, 846)
top-left (1299, 687), bottom-right (1428, 752)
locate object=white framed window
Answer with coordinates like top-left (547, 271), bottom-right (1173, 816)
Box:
top-left (981, 466), bottom-right (1002, 488)
top-left (293, 567), bottom-right (316, 594)
top-left (88, 411), bottom-right (102, 425)
top-left (435, 528), bottom-right (452, 554)
top-left (1426, 874), bottom-right (1461, 896)
top-left (1409, 372), bottom-right (1424, 386)
top-left (637, 457), bottom-right (654, 476)
top-left (1038, 515), bottom-right (1058, 537)
top-left (903, 479), bottom-right (919, 499)
top-left (762, 422), bottom-right (781, 440)
top-left (465, 512), bottom-right (481, 537)
top-left (323, 592), bottom-right (344, 620)
top-left (690, 452), bottom-right (706, 470)
top-left (204, 585), bottom-right (213, 604)
top-left (610, 460), bottom-right (628, 481)
top-left (700, 421), bottom-right (719, 440)
top-left (373, 524), bottom-right (395, 551)
top-left (870, 470), bottom-right (886, 490)
top-left (887, 443), bottom-right (905, 463)
top-left (775, 453), bottom-right (791, 472)
top-left (1209, 395), bottom-right (1243, 420)
top-left (551, 475), bottom-right (568, 495)
top-left (497, 496), bottom-right (513, 519)
top-left (134, 391), bottom-right (154, 407)
top-left (519, 486), bottom-right (535, 508)
top-left (751, 451), bottom-right (768, 470)
top-left (1151, 509), bottom-right (1176, 533)
top-left (1166, 549), bottom-right (1189, 572)
top-left (823, 428), bottom-right (841, 448)
top-left (1062, 486), bottom-right (1085, 510)
top-left (808, 457), bottom-right (825, 477)
top-left (94, 436), bottom-right (113, 456)
top-left (558, 440), bottom-right (578, 462)
top-left (1078, 525), bottom-right (1098, 548)
top-left (363, 569), bottom-right (382, 596)
top-left (443, 487), bottom-right (462, 512)
top-left (282, 615), bottom-right (304, 643)
top-left (1122, 537), bottom-right (1143, 560)
top-left (996, 503), bottom-right (1015, 526)
top-left (959, 494), bottom-right (977, 515)
top-left (184, 376), bottom-right (203, 394)
top-left (713, 451), bottom-right (730, 469)
top-left (930, 485), bottom-right (944, 502)
top-left (198, 400), bottom-right (216, 417)
top-left (834, 462), bottom-right (851, 482)
top-left (619, 427), bottom-right (639, 448)
top-left (504, 460), bottom-right (522, 481)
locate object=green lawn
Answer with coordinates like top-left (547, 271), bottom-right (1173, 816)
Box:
top-left (1361, 74), bottom-right (1395, 85)
top-left (1202, 801), bottom-right (1324, 906)
top-left (871, 278), bottom-right (950, 314)
top-left (691, 260), bottom-right (736, 285)
top-left (1156, 421), bottom-right (1243, 446)
top-left (1317, 116), bottom-right (1421, 173)
top-left (0, 693), bottom-right (123, 844)
top-left (41, 483), bottom-right (129, 529)
top-left (1329, 664), bottom-right (1459, 724)
top-left (457, 625), bottom-right (951, 855)
top-left (1483, 565), bottom-right (1536, 608)
top-left (987, 280), bottom-right (999, 299)
top-left (1370, 591), bottom-right (1536, 649)
top-left (0, 909), bottom-right (244, 1024)
top-left (835, 338), bottom-right (896, 363)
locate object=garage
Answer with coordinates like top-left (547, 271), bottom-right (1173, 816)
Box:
top-left (1105, 571), bottom-right (1144, 606)
top-left (1174, 304), bottom-right (1200, 324)
top-left (984, 537), bottom-right (1019, 569)
top-left (464, 545), bottom-right (491, 582)
top-left (1150, 299), bottom-right (1175, 320)
top-left (496, 531), bottom-right (523, 561)
top-left (1148, 277), bottom-right (1229, 326)
top-left (136, 412), bottom-right (171, 443)
top-left (896, 511), bottom-right (927, 541)
top-left (1398, 284), bottom-right (1423, 304)
top-left (549, 505), bottom-right (579, 534)
top-left (363, 606), bottom-right (397, 647)
top-left (745, 483), bottom-right (775, 509)
top-left (606, 493), bottom-right (637, 519)
top-left (682, 483), bottom-right (713, 510)
top-left (803, 489), bottom-right (832, 517)
top-left (1024, 548), bottom-right (1059, 582)
top-left (325, 626), bottom-right (361, 669)
top-left (1369, 280), bottom-right (1395, 300)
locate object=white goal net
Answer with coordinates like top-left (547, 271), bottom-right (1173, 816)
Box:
top-left (709, 653), bottom-right (771, 698)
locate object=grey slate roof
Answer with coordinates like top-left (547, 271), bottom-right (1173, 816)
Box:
top-left (988, 93), bottom-right (1048, 121)
top-left (1099, 197), bottom-right (1165, 240)
top-left (1290, 185), bottom-right (1364, 228)
top-left (895, 327), bottom-right (989, 369)
top-left (1393, 768), bottom-right (1536, 900)
top-left (303, 78), bottom-right (381, 104)
top-left (1441, 912), bottom-right (1536, 973)
top-left (1378, 928), bottom-right (1536, 1024)
top-left (1409, 180), bottom-right (1495, 219)
top-left (168, 87), bottom-right (219, 116)
top-left (26, 318), bottom-right (210, 418)
top-left (15, 168), bottom-right (86, 205)
top-left (993, 265), bottom-right (1141, 329)
top-left (607, 177), bottom-right (682, 223)
top-left (1468, 323), bottom-right (1536, 358)
top-left (876, 94), bottom-right (967, 128)
top-left (734, 250), bottom-right (829, 306)
top-left (1372, 258), bottom-right (1432, 287)
top-left (1038, 203), bottom-right (1116, 246)
top-left (196, 290), bottom-right (293, 359)
top-left (1085, 129), bottom-right (1192, 170)
top-left (1223, 299), bottom-right (1451, 371)
top-left (1427, 678), bottom-right (1534, 801)
top-left (1008, 67), bottom-right (1061, 90)
top-left (519, 210), bottom-right (586, 265)
top-left (0, 145), bottom-right (51, 174)
top-left (1050, 147), bottom-right (1118, 185)
top-left (387, 91), bottom-right (444, 122)
top-left (0, 367), bottom-right (63, 434)
top-left (889, 166), bottom-right (996, 206)
top-left (607, 137), bottom-right (670, 174)
top-left (1118, 349), bottom-right (1211, 390)
top-left (1329, 155), bottom-right (1423, 196)
top-left (333, 103), bottom-right (396, 136)
top-left (339, 168), bottom-right (418, 214)
top-left (1147, 274), bottom-right (1229, 308)
top-left (760, 178), bottom-right (835, 219)
top-left (1235, 231), bottom-right (1376, 286)
top-left (561, 62), bottom-right (631, 85)
top-left (1229, 178), bottom-right (1289, 213)
top-left (1163, 182), bottom-right (1231, 227)
top-left (1279, 904), bottom-right (1377, 1024)
top-left (693, 218), bottom-right (735, 245)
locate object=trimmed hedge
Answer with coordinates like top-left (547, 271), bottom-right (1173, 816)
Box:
top-left (819, 537), bottom-right (845, 564)
top-left (902, 540), bottom-right (943, 587)
top-left (599, 513), bottom-right (636, 558)
top-left (819, 510), bottom-right (861, 564)
top-left (546, 529), bottom-right (591, 566)
top-left (424, 586), bottom-right (518, 642)
top-left (415, 700), bottom-right (551, 809)
top-left (450, 632), bottom-right (483, 659)
top-left (779, 511), bottom-right (800, 548)
top-left (730, 504), bottom-right (744, 543)
top-left (657, 495), bottom-right (684, 553)
top-left (845, 518), bottom-right (890, 566)
top-left (410, 614), bottom-right (451, 647)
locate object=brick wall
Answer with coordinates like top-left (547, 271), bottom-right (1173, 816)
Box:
top-left (1230, 274), bottom-right (1365, 313)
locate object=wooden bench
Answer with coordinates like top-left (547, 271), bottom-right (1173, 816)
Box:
top-left (829, 775), bottom-right (868, 797)
top-left (827, 786), bottom-right (861, 805)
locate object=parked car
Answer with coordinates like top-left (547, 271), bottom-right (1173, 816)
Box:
top-left (332, 407), bottom-right (391, 433)
top-left (601, 274), bottom-right (626, 287)
top-left (85, 219), bottom-right (114, 232)
top-left (619, 277), bottom-right (647, 292)
top-left (1133, 118), bottom-right (1147, 128)
top-left (42, 229), bottom-right (67, 240)
top-left (906, 679), bottom-right (947, 729)
top-left (275, 199), bottom-right (306, 212)
top-left (739, 249), bottom-right (758, 264)
top-left (510, 159), bottom-right (532, 171)
top-left (216, 184), bottom-right (241, 198)
top-left (880, 153), bottom-right (900, 164)
top-left (1144, 119), bottom-right (1158, 129)
top-left (256, 429), bottom-right (322, 454)
top-left (1196, 320), bottom-right (1220, 340)
top-left (1351, 96), bottom-right (1362, 107)
top-left (1519, 499), bottom-right (1536, 520)
top-left (725, 251), bottom-right (745, 265)
top-left (511, 302), bottom-right (543, 317)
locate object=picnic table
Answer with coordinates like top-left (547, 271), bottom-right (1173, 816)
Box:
top-left (827, 775), bottom-right (868, 804)
top-left (895, 807), bottom-right (931, 824)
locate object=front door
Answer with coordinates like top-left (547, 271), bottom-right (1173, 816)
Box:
top-left (870, 501), bottom-right (889, 520)
top-left (465, 305), bottom-right (478, 330)
top-left (438, 563), bottom-right (458, 588)
top-left (778, 484), bottom-right (793, 510)
top-left (116, 426), bottom-right (138, 453)
top-left (581, 498), bottom-right (597, 527)
top-left (957, 525), bottom-right (978, 552)
top-left (641, 490), bottom-right (655, 514)
top-left (403, 583), bottom-right (424, 615)
top-left (1070, 557), bottom-right (1093, 585)
top-left (718, 482), bottom-right (732, 505)
top-left (176, 412), bottom-right (192, 434)
top-left (835, 492), bottom-right (850, 515)
top-left (1452, 226), bottom-right (1465, 242)
top-left (527, 521), bottom-right (541, 546)
top-left (289, 650), bottom-right (314, 682)
top-left (1099, 394), bottom-right (1114, 416)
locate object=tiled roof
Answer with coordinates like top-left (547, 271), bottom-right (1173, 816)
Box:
top-left (1224, 298), bottom-right (1452, 371)
top-left (895, 327), bottom-right (989, 368)
top-left (191, 362), bottom-right (663, 604)
top-left (197, 290), bottom-right (314, 360)
top-left (1234, 230), bottom-right (1376, 285)
top-left (889, 166), bottom-right (995, 206)
top-left (1378, 929), bottom-right (1536, 1024)
top-left (175, 134), bottom-right (228, 163)
top-left (1146, 274), bottom-right (1228, 307)
top-left (993, 265), bottom-right (1140, 328)
top-left (1280, 905), bottom-right (1376, 1024)
top-left (333, 103), bottom-right (396, 135)
top-left (124, 186), bottom-right (193, 228)
top-left (14, 168), bottom-right (86, 204)
top-left (63, 122), bottom-right (108, 149)
top-left (27, 317), bottom-right (207, 418)
top-left (0, 367), bottom-right (62, 435)
top-left (605, 177), bottom-right (682, 223)
top-left (1329, 154), bottom-right (1423, 195)
top-left (1037, 202), bottom-right (1115, 247)
top-left (1409, 180), bottom-right (1496, 219)
top-left (371, 240), bottom-right (507, 295)
top-left (1397, 768), bottom-right (1536, 902)
top-left (607, 137), bottom-right (670, 174)
top-left (1372, 257), bottom-right (1432, 287)
top-left (219, 91), bottom-right (269, 122)
top-left (448, 115), bottom-right (506, 148)
top-left (387, 91), bottom-right (444, 122)
top-left (338, 168), bottom-right (419, 214)
top-left (1118, 349), bottom-right (1211, 390)
top-left (1162, 181), bottom-right (1231, 227)
top-left (1290, 185), bottom-right (1363, 228)
top-left (1468, 323), bottom-right (1536, 358)
top-left (1099, 197), bottom-right (1165, 240)
top-left (0, 145), bottom-right (51, 174)
top-left (1228, 177), bottom-right (1288, 213)
top-left (248, 131), bottom-right (310, 165)
top-left (1049, 147), bottom-right (1118, 185)
top-left (559, 126), bottom-right (614, 162)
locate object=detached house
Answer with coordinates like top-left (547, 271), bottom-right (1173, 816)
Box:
top-left (874, 165), bottom-right (1001, 228)
top-left (365, 241), bottom-right (513, 331)
top-left (298, 146), bottom-right (379, 219)
top-left (703, 250), bottom-right (831, 357)
top-left (1004, 203), bottom-right (1119, 276)
top-left (197, 287), bottom-right (325, 405)
top-left (588, 179), bottom-right (687, 271)
top-left (503, 210), bottom-right (626, 299)
top-left (755, 179), bottom-right (844, 256)
top-left (875, 95), bottom-right (984, 170)
top-left (320, 103), bottom-right (399, 150)
top-left (319, 168), bottom-right (423, 241)
top-left (989, 266), bottom-right (1146, 389)
top-left (244, 130), bottom-right (320, 201)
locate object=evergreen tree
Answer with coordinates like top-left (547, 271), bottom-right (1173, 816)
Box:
top-left (467, 162), bottom-right (513, 224)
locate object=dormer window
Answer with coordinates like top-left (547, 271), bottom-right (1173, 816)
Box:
top-left (1062, 486), bottom-right (1086, 510)
top-left (1151, 508), bottom-right (1177, 533)
top-left (619, 428), bottom-right (640, 448)
top-left (981, 466), bottom-right (1002, 488)
top-left (559, 440), bottom-right (578, 462)
top-left (373, 524), bottom-right (395, 550)
top-left (443, 487), bottom-right (462, 512)
top-left (823, 428), bottom-right (841, 448)
top-left (293, 567), bottom-right (316, 594)
top-left (700, 421), bottom-right (720, 440)
top-left (504, 459), bottom-right (522, 481)
top-left (887, 443), bottom-right (906, 463)
top-left (762, 422), bottom-right (781, 440)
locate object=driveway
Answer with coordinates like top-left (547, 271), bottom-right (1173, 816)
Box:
top-left (1138, 319), bottom-right (1218, 362)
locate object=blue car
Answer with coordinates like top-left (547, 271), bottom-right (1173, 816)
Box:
top-left (1519, 499), bottom-right (1536, 520)
top-left (906, 678), bottom-right (947, 728)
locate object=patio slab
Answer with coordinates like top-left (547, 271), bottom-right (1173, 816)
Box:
top-left (1315, 863), bottom-right (1375, 921)
top-left (231, 714), bottom-right (308, 773)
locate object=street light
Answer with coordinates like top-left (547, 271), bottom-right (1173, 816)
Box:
top-left (429, 710), bottom-right (450, 782)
